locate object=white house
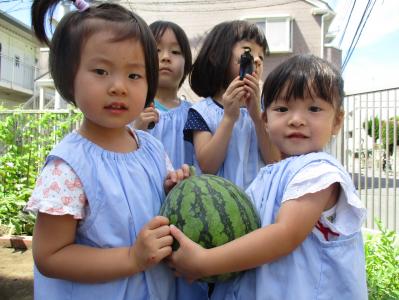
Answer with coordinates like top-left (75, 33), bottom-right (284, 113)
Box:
top-left (0, 10), bottom-right (39, 108)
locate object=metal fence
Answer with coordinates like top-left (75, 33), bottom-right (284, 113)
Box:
top-left (1, 89), bottom-right (399, 233)
top-left (0, 109), bottom-right (81, 160)
top-left (343, 87), bottom-right (399, 233)
top-left (0, 54), bottom-right (36, 91)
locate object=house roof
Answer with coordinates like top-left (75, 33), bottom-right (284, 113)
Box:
top-left (304, 0), bottom-right (333, 11)
top-left (0, 9), bottom-right (32, 35)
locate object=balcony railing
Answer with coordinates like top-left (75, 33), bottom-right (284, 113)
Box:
top-left (0, 53), bottom-right (37, 91)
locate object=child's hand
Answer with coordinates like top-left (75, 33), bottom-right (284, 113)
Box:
top-left (130, 216), bottom-right (173, 272)
top-left (243, 73), bottom-right (262, 122)
top-left (133, 104), bottom-right (159, 130)
top-left (222, 77), bottom-right (246, 123)
top-left (167, 225), bottom-right (206, 282)
top-left (164, 164), bottom-right (190, 194)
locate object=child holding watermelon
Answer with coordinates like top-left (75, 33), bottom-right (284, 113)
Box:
top-left (25, 1), bottom-right (202, 299)
top-left (133, 21), bottom-right (195, 171)
top-left (183, 20), bottom-right (280, 190)
top-left (169, 54), bottom-right (368, 300)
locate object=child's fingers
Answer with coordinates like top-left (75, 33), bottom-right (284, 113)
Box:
top-left (158, 234), bottom-right (174, 247)
top-left (228, 84), bottom-right (246, 97)
top-left (225, 77), bottom-right (245, 94)
top-left (224, 88), bottom-right (246, 107)
top-left (166, 171), bottom-right (177, 183)
top-left (164, 179), bottom-right (175, 193)
top-left (181, 164), bottom-right (190, 178)
top-left (154, 224), bottom-right (172, 238)
top-left (169, 224), bottom-right (187, 244)
top-left (175, 168), bottom-right (185, 182)
top-left (147, 216), bottom-right (170, 230)
top-left (143, 106), bottom-right (159, 118)
top-left (158, 246), bottom-right (173, 260)
top-left (169, 167), bottom-right (188, 184)
top-left (139, 111), bottom-right (159, 124)
top-left (150, 110), bottom-right (160, 122)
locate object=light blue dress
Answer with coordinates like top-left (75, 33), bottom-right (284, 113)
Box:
top-left (149, 99), bottom-right (194, 170)
top-left (31, 130), bottom-right (208, 300)
top-left (189, 97), bottom-right (264, 190)
top-left (211, 152), bottom-right (368, 300)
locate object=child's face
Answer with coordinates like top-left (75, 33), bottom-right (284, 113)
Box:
top-left (157, 28), bottom-right (185, 90)
top-left (228, 39), bottom-right (264, 82)
top-left (264, 88), bottom-right (343, 159)
top-left (73, 31), bottom-right (147, 132)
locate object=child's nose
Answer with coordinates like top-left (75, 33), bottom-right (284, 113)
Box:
top-left (288, 113), bottom-right (306, 127)
top-left (160, 50), bottom-right (171, 62)
top-left (108, 78), bottom-right (127, 96)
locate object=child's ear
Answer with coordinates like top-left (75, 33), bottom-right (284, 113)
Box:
top-left (332, 110), bottom-right (345, 135)
top-left (262, 111), bottom-right (269, 131)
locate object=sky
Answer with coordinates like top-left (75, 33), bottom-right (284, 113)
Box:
top-left (1, 0), bottom-right (398, 94)
top-left (328, 0), bottom-right (399, 94)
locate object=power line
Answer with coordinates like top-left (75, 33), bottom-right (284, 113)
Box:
top-left (338, 0), bottom-right (356, 48)
top-left (0, 0), bottom-right (27, 3)
top-left (4, 4), bottom-right (32, 13)
top-left (342, 0), bottom-right (377, 72)
top-left (1, 0), bottom-right (32, 13)
top-left (120, 0), bottom-right (302, 12)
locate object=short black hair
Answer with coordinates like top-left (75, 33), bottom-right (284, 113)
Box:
top-left (31, 1), bottom-right (158, 107)
top-left (190, 20), bottom-right (269, 98)
top-left (150, 21), bottom-right (192, 88)
top-left (262, 54), bottom-right (344, 110)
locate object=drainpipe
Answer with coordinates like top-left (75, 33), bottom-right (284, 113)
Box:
top-left (312, 8), bottom-right (334, 59)
top-left (60, 1), bottom-right (73, 16)
top-left (312, 8), bottom-right (341, 160)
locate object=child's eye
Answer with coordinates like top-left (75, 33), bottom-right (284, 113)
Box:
top-left (309, 106), bottom-right (322, 112)
top-left (172, 50), bottom-right (182, 55)
top-left (128, 73), bottom-right (141, 80)
top-left (274, 106), bottom-right (288, 112)
top-left (94, 69), bottom-right (108, 75)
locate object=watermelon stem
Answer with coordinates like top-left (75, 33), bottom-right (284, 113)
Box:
top-left (189, 166), bottom-right (196, 177)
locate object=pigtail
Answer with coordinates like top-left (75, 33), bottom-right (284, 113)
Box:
top-left (31, 0), bottom-right (61, 46)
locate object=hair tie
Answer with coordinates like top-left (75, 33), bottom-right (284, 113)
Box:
top-left (73, 0), bottom-right (90, 12)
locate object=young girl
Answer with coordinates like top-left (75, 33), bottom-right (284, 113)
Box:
top-left (134, 20), bottom-right (194, 170)
top-left (26, 1), bottom-right (201, 299)
top-left (169, 54), bottom-right (368, 299)
top-left (183, 20), bottom-right (280, 190)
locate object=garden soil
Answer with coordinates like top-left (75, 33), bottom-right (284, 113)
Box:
top-left (0, 247), bottom-right (33, 300)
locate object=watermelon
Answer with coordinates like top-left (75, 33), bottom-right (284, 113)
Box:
top-left (159, 168), bottom-right (260, 283)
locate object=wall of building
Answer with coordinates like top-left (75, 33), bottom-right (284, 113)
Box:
top-left (128, 0), bottom-right (338, 100)
top-left (0, 13), bottom-right (38, 107)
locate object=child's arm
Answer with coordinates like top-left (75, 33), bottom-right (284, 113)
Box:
top-left (133, 105), bottom-right (159, 130)
top-left (194, 78), bottom-right (246, 174)
top-left (168, 183), bottom-right (339, 281)
top-left (33, 213), bottom-right (172, 283)
top-left (243, 74), bottom-right (280, 163)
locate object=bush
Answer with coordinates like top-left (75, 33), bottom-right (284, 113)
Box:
top-left (365, 220), bottom-right (399, 299)
top-left (364, 116), bottom-right (399, 155)
top-left (0, 110), bottom-right (82, 235)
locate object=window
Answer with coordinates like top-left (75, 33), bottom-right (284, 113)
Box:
top-left (246, 16), bottom-right (293, 53)
top-left (15, 55), bottom-right (20, 67)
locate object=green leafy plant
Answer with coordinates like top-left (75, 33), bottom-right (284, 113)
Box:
top-left (364, 219), bottom-right (399, 300)
top-left (0, 110), bottom-right (82, 235)
top-left (364, 116), bottom-right (399, 155)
